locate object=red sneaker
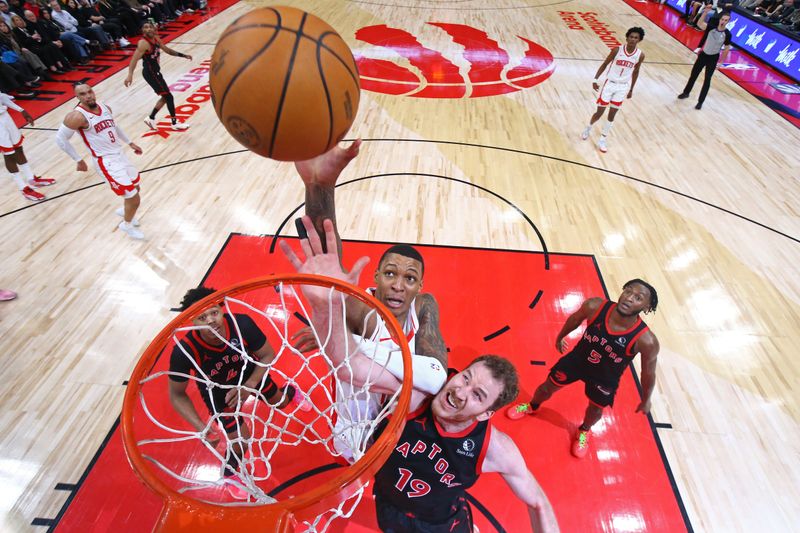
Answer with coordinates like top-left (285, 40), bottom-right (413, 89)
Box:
top-left (506, 402), bottom-right (537, 420)
top-left (28, 176), bottom-right (56, 187)
top-left (0, 289), bottom-right (17, 301)
top-left (571, 429), bottom-right (591, 459)
top-left (21, 186), bottom-right (45, 201)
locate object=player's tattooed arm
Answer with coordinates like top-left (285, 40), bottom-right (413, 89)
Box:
top-left (415, 293), bottom-right (447, 367)
top-left (296, 140), bottom-right (361, 254)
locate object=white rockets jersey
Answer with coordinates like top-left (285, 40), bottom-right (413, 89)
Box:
top-left (362, 287), bottom-right (418, 353)
top-left (605, 45), bottom-right (641, 84)
top-left (75, 103), bottom-right (122, 158)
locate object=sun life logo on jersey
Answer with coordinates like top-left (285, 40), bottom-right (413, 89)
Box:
top-left (457, 438), bottom-right (476, 458)
top-left (615, 337), bottom-right (627, 347)
top-left (353, 22), bottom-right (554, 98)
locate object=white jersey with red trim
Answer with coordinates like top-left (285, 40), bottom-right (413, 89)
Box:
top-left (333, 291), bottom-right (419, 463)
top-left (75, 103), bottom-right (123, 158)
top-left (605, 45), bottom-right (641, 85)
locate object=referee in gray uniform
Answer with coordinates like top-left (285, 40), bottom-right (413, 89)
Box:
top-left (678, 11), bottom-right (732, 109)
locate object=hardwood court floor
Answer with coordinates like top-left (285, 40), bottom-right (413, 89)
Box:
top-left (0, 0), bottom-right (798, 531)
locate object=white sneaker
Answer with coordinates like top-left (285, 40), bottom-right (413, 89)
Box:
top-left (118, 221), bottom-right (144, 240)
top-left (580, 127), bottom-right (591, 140)
top-left (171, 122), bottom-right (189, 131)
top-left (115, 207), bottom-right (140, 226)
top-left (118, 37), bottom-right (131, 47)
top-left (598, 136), bottom-right (608, 153)
top-left (144, 117), bottom-right (156, 130)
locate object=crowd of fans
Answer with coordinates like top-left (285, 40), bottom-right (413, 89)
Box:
top-left (684, 0), bottom-right (800, 34)
top-left (0, 0), bottom-right (206, 97)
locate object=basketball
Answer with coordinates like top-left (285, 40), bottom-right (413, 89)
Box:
top-left (209, 6), bottom-right (361, 161)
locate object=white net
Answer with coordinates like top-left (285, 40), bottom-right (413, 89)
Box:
top-left (129, 279), bottom-right (410, 531)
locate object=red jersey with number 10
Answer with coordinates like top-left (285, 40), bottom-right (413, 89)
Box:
top-left (570, 300), bottom-right (649, 386)
top-left (75, 103), bottom-right (123, 157)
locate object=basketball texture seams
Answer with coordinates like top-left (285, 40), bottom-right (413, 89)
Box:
top-left (210, 6), bottom-right (361, 161)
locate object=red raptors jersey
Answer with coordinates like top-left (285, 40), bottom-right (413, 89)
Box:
top-left (75, 103), bottom-right (122, 158)
top-left (374, 386), bottom-right (491, 523)
top-left (570, 300), bottom-right (649, 385)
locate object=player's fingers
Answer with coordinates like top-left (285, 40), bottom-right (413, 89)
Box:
top-left (348, 256), bottom-right (370, 283)
top-left (302, 215), bottom-right (323, 254)
top-left (323, 219), bottom-right (338, 257)
top-left (279, 240), bottom-right (303, 270)
top-left (291, 327), bottom-right (312, 340)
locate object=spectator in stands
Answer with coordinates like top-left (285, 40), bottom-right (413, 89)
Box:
top-left (25, 8), bottom-right (94, 64)
top-left (10, 12), bottom-right (72, 73)
top-left (0, 60), bottom-right (34, 95)
top-left (68, 0), bottom-right (128, 47)
top-left (767, 0), bottom-right (796, 21)
top-left (0, 19), bottom-right (48, 80)
top-left (95, 0), bottom-right (140, 38)
top-left (49, 0), bottom-right (107, 48)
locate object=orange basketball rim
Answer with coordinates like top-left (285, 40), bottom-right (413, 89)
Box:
top-left (121, 273), bottom-right (413, 532)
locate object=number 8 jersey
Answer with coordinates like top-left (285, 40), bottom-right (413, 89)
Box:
top-left (75, 103), bottom-right (123, 157)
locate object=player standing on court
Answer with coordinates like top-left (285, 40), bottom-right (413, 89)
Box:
top-left (0, 91), bottom-right (56, 202)
top-left (506, 280), bottom-right (660, 459)
top-left (580, 27), bottom-right (645, 153)
top-left (55, 83), bottom-right (146, 240)
top-left (124, 22), bottom-right (192, 131)
top-left (281, 217), bottom-right (560, 533)
top-left (292, 141), bottom-right (449, 462)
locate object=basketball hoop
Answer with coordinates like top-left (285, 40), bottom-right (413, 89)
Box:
top-left (121, 274), bottom-right (413, 532)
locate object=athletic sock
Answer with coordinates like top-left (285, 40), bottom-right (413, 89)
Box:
top-left (579, 424), bottom-right (591, 432)
top-left (530, 402), bottom-right (541, 411)
top-left (18, 162), bottom-right (33, 181)
top-left (149, 108), bottom-right (158, 120)
top-left (10, 172), bottom-right (25, 190)
top-left (602, 121), bottom-right (613, 137)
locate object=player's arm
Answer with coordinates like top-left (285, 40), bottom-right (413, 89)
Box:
top-left (104, 104), bottom-right (143, 155)
top-left (414, 293), bottom-right (447, 367)
top-left (634, 331), bottom-right (659, 414)
top-left (628, 53), bottom-right (644, 98)
top-left (554, 297), bottom-right (602, 353)
top-left (55, 110), bottom-right (89, 171)
top-left (593, 48), bottom-right (617, 89)
top-left (124, 39), bottom-right (148, 86)
top-left (0, 93), bottom-right (33, 125)
top-left (295, 139), bottom-right (361, 255)
top-left (168, 378), bottom-right (207, 432)
top-left (720, 29), bottom-right (732, 60)
top-left (158, 37), bottom-right (192, 60)
top-left (482, 430), bottom-right (560, 533)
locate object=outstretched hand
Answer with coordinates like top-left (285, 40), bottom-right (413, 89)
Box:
top-left (279, 216), bottom-right (369, 305)
top-left (294, 139), bottom-right (361, 188)
top-left (635, 399), bottom-right (651, 414)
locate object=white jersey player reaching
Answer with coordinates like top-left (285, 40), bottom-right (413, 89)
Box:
top-left (289, 140), bottom-right (448, 463)
top-left (0, 92), bottom-right (56, 202)
top-left (55, 83), bottom-right (145, 240)
top-left (581, 27), bottom-right (645, 153)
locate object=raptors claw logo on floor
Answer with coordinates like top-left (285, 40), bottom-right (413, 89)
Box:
top-left (354, 23), bottom-right (555, 98)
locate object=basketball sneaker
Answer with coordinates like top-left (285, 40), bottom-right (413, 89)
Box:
top-left (506, 402), bottom-right (537, 420)
top-left (0, 289), bottom-right (17, 301)
top-left (598, 136), bottom-right (608, 153)
top-left (28, 176), bottom-right (56, 187)
top-left (115, 207), bottom-right (140, 226)
top-left (143, 117), bottom-right (156, 130)
top-left (118, 221), bottom-right (145, 240)
top-left (571, 428), bottom-right (591, 459)
top-left (171, 122), bottom-right (190, 131)
top-left (580, 126), bottom-right (591, 140)
top-left (21, 186), bottom-right (45, 201)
